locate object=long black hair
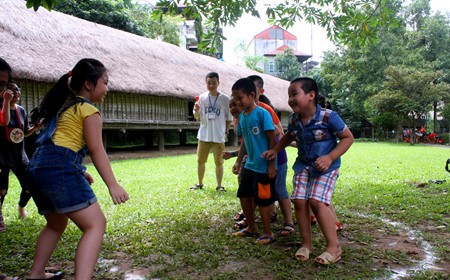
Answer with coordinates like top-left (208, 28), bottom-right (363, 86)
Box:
top-left (0, 57), bottom-right (12, 82)
top-left (30, 58), bottom-right (106, 125)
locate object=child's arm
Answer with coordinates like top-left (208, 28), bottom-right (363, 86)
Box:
top-left (232, 141), bottom-right (247, 175)
top-left (84, 113), bottom-right (129, 205)
top-left (314, 128), bottom-right (354, 172)
top-left (223, 149), bottom-right (239, 160)
top-left (261, 132), bottom-right (294, 161)
top-left (266, 130), bottom-right (277, 179)
top-left (0, 90), bottom-right (13, 126)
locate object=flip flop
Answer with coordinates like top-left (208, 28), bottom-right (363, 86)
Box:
top-left (295, 247), bottom-right (310, 261)
top-left (254, 234), bottom-right (275, 245)
top-left (232, 229), bottom-right (259, 237)
top-left (315, 252), bottom-right (341, 265)
top-left (1, 274), bottom-right (19, 280)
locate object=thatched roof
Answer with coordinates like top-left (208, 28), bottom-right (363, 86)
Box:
top-left (0, 0), bottom-right (291, 112)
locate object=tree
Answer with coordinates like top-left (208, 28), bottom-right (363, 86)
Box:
top-left (26, 0), bottom-right (399, 53)
top-left (274, 48), bottom-right (302, 81)
top-left (367, 66), bottom-right (450, 144)
top-left (48, 0), bottom-right (182, 45)
top-left (243, 56), bottom-right (266, 73)
top-left (54, 0), bottom-right (145, 36)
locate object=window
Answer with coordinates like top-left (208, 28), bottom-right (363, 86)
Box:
top-left (269, 28), bottom-right (283, 39)
top-left (269, 61), bottom-right (275, 73)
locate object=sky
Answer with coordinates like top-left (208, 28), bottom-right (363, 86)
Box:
top-left (221, 0), bottom-right (450, 65)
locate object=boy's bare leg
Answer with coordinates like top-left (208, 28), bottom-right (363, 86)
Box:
top-left (239, 197), bottom-right (257, 232)
top-left (279, 198), bottom-right (293, 225)
top-left (259, 204), bottom-right (273, 236)
top-left (310, 199), bottom-right (342, 259)
top-left (294, 199), bottom-right (312, 250)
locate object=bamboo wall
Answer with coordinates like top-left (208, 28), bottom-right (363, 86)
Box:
top-left (18, 80), bottom-right (199, 130)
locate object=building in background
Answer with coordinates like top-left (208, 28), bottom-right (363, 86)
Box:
top-left (248, 25), bottom-right (316, 75)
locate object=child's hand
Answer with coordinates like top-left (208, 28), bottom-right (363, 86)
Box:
top-left (222, 151), bottom-right (232, 160)
top-left (314, 155), bottom-right (332, 172)
top-left (2, 90), bottom-right (13, 102)
top-left (267, 164), bottom-right (277, 179)
top-left (84, 171), bottom-right (94, 185)
top-left (232, 162), bottom-right (240, 175)
top-left (108, 183), bottom-right (129, 205)
top-left (261, 149), bottom-right (277, 161)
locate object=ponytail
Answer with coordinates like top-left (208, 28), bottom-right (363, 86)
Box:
top-left (30, 58), bottom-right (106, 126)
top-left (30, 73), bottom-right (74, 125)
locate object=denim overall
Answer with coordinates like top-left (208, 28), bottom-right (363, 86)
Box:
top-left (27, 98), bottom-right (97, 215)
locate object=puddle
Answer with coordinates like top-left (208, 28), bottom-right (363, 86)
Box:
top-left (357, 215), bottom-right (440, 279)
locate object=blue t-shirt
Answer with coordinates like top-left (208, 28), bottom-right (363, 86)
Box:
top-left (237, 106), bottom-right (275, 173)
top-left (288, 104), bottom-right (347, 177)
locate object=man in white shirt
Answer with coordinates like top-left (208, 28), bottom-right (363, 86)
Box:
top-left (191, 72), bottom-right (232, 192)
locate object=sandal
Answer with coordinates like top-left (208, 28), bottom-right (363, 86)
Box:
top-left (232, 211), bottom-right (245, 221)
top-left (190, 184), bottom-right (203, 190)
top-left (216, 186), bottom-right (227, 192)
top-left (232, 229), bottom-right (259, 237)
top-left (315, 252), bottom-right (341, 265)
top-left (232, 218), bottom-right (247, 230)
top-left (255, 233), bottom-right (275, 245)
top-left (295, 247), bottom-right (310, 261)
top-left (310, 215), bottom-right (317, 225)
top-left (1, 274), bottom-right (19, 280)
top-left (279, 223), bottom-right (295, 237)
top-left (26, 271), bottom-right (63, 280)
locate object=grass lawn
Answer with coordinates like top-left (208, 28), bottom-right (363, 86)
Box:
top-left (1, 142), bottom-right (449, 279)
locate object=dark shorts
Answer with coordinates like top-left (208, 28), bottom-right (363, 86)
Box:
top-left (237, 167), bottom-right (276, 207)
top-left (27, 145), bottom-right (97, 215)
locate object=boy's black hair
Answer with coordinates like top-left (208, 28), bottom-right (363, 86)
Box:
top-left (232, 78), bottom-right (256, 96)
top-left (30, 58), bottom-right (106, 125)
top-left (0, 57), bottom-right (12, 82)
top-left (205, 72), bottom-right (219, 80)
top-left (247, 75), bottom-right (264, 89)
top-left (290, 77), bottom-right (319, 105)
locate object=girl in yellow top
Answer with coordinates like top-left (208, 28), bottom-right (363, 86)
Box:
top-left (27, 58), bottom-right (129, 280)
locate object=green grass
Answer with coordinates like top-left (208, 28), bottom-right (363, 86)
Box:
top-left (1, 142), bottom-right (449, 279)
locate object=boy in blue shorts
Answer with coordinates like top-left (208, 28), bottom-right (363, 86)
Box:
top-left (231, 78), bottom-right (277, 245)
top-left (262, 77), bottom-right (353, 264)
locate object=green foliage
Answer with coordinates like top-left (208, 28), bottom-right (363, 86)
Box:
top-left (274, 48), bottom-right (302, 81)
top-left (26, 0), bottom-right (399, 53)
top-left (318, 0), bottom-right (450, 137)
top-left (243, 55), bottom-right (266, 73)
top-left (52, 0), bottom-right (181, 45)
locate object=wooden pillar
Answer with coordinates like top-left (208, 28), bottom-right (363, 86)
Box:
top-left (158, 131), bottom-right (165, 151)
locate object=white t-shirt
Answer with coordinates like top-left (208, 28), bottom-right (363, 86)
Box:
top-left (195, 91), bottom-right (232, 143)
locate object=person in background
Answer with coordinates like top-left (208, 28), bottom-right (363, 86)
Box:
top-left (0, 82), bottom-right (41, 223)
top-left (0, 58), bottom-right (39, 232)
top-left (26, 58), bottom-right (129, 279)
top-left (191, 72), bottom-right (232, 192)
